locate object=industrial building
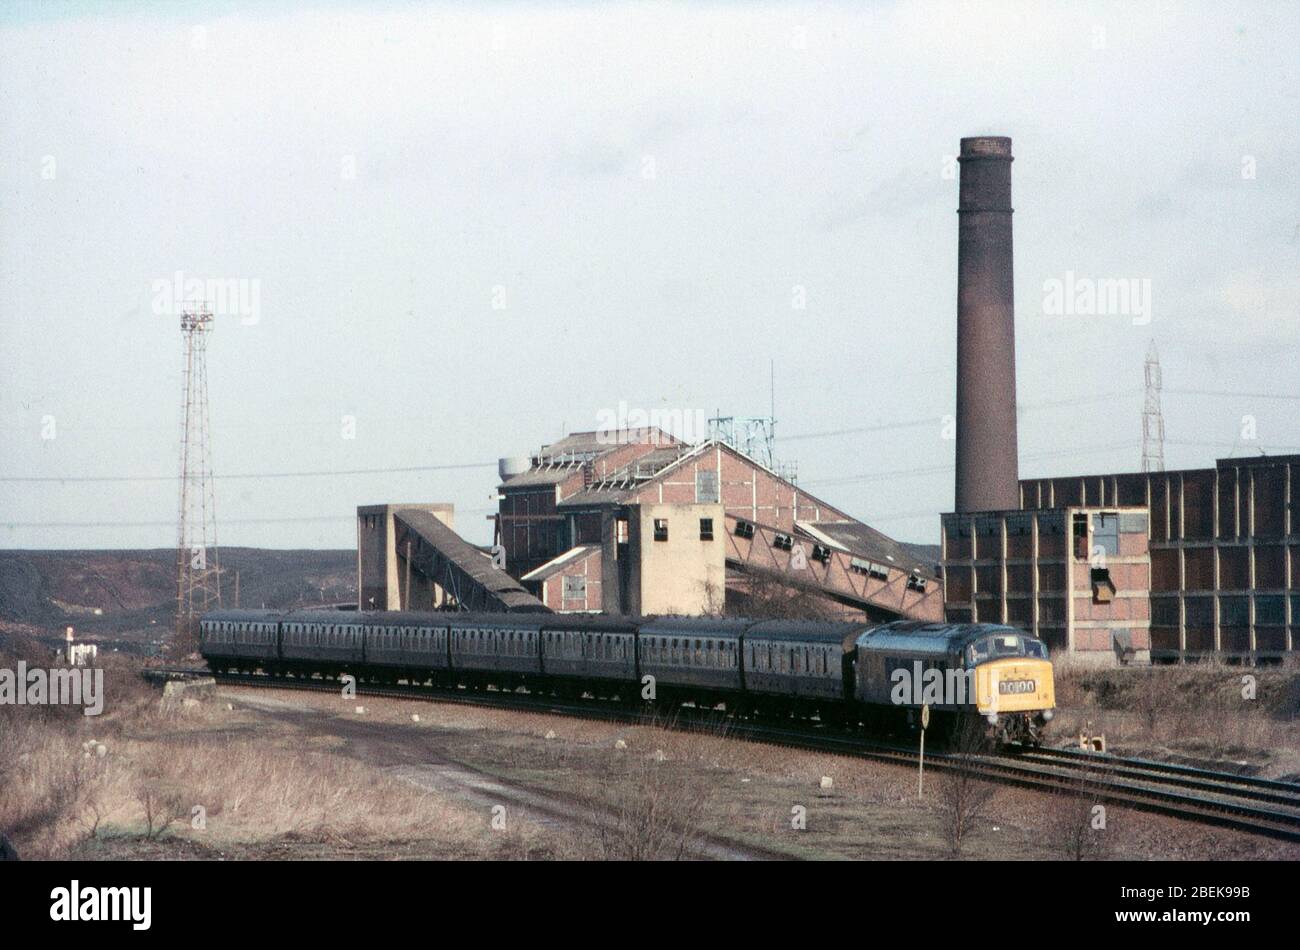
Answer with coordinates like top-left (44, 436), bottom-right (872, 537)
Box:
top-left (497, 430), bottom-right (941, 620)
top-left (942, 455), bottom-right (1298, 664)
top-left (356, 429), bottom-right (943, 624)
top-left (351, 134), bottom-right (1293, 666)
top-left (939, 136), bottom-right (1296, 665)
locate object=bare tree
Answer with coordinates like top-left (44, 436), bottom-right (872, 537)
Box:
top-left (596, 753), bottom-right (711, 860)
top-left (1047, 764), bottom-right (1112, 861)
top-left (726, 565), bottom-right (844, 621)
top-left (135, 780), bottom-right (186, 841)
top-left (935, 717), bottom-right (995, 857)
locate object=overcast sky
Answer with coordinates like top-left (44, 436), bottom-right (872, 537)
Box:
top-left (2, 0), bottom-right (1297, 552)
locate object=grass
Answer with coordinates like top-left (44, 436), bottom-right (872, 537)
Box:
top-left (4, 635), bottom-right (1297, 861)
top-left (1048, 658), bottom-right (1300, 777)
top-left (0, 639), bottom-right (565, 860)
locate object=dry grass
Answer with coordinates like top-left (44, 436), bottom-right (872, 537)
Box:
top-left (0, 642), bottom-right (534, 859)
top-left (1048, 658), bottom-right (1300, 774)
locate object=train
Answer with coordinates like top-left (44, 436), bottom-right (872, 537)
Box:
top-left (199, 609), bottom-right (1057, 745)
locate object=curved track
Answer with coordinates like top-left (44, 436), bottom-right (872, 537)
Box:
top-left (175, 668), bottom-right (1300, 844)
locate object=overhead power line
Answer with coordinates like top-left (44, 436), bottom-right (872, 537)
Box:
top-left (0, 461), bottom-right (498, 485)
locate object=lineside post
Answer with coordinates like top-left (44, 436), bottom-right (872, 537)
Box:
top-left (918, 702), bottom-right (930, 799)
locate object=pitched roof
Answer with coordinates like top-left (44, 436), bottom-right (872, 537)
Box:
top-left (498, 428), bottom-right (683, 488)
top-left (795, 520), bottom-right (936, 579)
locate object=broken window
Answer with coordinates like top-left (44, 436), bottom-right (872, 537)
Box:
top-left (653, 518), bottom-right (668, 542)
top-left (1090, 567), bottom-right (1115, 603)
top-left (562, 575), bottom-right (586, 600)
top-left (1118, 511), bottom-right (1148, 535)
top-left (695, 469), bottom-right (720, 504)
top-left (735, 520), bottom-right (755, 539)
top-left (699, 518), bottom-right (714, 541)
top-left (1091, 512), bottom-right (1120, 560)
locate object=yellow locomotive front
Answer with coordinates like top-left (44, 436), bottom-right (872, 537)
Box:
top-left (965, 630), bottom-right (1056, 745)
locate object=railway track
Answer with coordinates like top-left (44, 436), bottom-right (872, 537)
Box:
top-left (175, 667), bottom-right (1300, 844)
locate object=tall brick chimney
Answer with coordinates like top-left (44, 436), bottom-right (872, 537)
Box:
top-left (955, 135), bottom-right (1019, 513)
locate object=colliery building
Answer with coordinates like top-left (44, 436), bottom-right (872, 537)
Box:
top-left (499, 429), bottom-right (940, 620)
top-left (355, 427), bottom-right (943, 625)
top-left (942, 454), bottom-right (1297, 665)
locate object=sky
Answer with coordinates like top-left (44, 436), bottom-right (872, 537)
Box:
top-left (1, 0), bottom-right (1297, 551)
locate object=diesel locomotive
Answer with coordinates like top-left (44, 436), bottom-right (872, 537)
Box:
top-left (200, 609), bottom-right (1056, 744)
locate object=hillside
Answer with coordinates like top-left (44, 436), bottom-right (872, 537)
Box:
top-left (0, 548), bottom-right (356, 654)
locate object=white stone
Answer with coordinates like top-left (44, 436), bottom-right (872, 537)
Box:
top-left (544, 730), bottom-right (556, 740)
top-left (820, 776), bottom-right (833, 790)
top-left (614, 739), bottom-right (627, 750)
top-left (354, 706), bottom-right (366, 714)
top-left (411, 714), bottom-right (421, 722)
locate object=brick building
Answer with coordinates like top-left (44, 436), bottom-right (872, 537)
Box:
top-left (942, 454), bottom-right (1298, 664)
top-left (499, 429), bottom-right (943, 620)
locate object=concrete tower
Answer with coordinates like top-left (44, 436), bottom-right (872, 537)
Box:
top-left (955, 135), bottom-right (1019, 513)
